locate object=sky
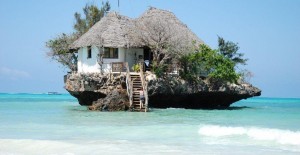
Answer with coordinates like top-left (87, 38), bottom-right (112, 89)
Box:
top-left (0, 0), bottom-right (300, 98)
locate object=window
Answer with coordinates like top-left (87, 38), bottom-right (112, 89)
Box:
top-left (104, 48), bottom-right (118, 58)
top-left (87, 46), bottom-right (92, 59)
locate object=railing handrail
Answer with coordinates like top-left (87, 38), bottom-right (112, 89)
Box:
top-left (101, 62), bottom-right (127, 73)
top-left (139, 62), bottom-right (149, 112)
top-left (125, 62), bottom-right (133, 108)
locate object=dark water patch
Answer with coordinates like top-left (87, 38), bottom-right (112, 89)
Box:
top-left (225, 106), bottom-right (252, 110)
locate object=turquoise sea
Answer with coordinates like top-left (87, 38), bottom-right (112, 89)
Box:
top-left (0, 93), bottom-right (300, 155)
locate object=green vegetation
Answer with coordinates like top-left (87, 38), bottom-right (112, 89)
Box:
top-left (74, 2), bottom-right (110, 35)
top-left (179, 37), bottom-right (245, 83)
top-left (131, 64), bottom-right (141, 72)
top-left (152, 62), bottom-right (168, 78)
top-left (46, 34), bottom-right (78, 71)
top-left (218, 36), bottom-right (248, 66)
top-left (46, 1), bottom-right (110, 71)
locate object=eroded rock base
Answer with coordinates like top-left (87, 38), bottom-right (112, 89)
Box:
top-left (88, 89), bottom-right (129, 111)
top-left (64, 72), bottom-right (261, 110)
top-left (68, 91), bottom-right (106, 106)
top-left (149, 93), bottom-right (252, 109)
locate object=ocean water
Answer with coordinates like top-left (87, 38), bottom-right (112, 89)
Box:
top-left (0, 93), bottom-right (300, 155)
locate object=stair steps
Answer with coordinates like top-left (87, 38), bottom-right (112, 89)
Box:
top-left (130, 73), bottom-right (147, 112)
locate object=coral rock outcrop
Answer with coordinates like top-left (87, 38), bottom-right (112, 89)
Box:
top-left (64, 72), bottom-right (261, 110)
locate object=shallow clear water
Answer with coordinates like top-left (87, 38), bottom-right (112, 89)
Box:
top-left (0, 93), bottom-right (300, 154)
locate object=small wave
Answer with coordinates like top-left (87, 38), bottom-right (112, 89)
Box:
top-left (198, 125), bottom-right (300, 146)
top-left (166, 108), bottom-right (184, 110)
top-left (0, 92), bottom-right (45, 95)
top-left (0, 139), bottom-right (185, 155)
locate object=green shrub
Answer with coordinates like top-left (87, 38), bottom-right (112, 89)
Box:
top-left (152, 62), bottom-right (168, 78)
top-left (132, 64), bottom-right (140, 72)
top-left (179, 44), bottom-right (240, 83)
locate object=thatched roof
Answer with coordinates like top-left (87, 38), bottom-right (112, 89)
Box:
top-left (136, 7), bottom-right (204, 46)
top-left (70, 12), bottom-right (138, 49)
top-left (70, 7), bottom-right (204, 49)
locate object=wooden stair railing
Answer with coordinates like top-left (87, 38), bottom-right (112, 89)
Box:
top-left (125, 62), bottom-right (133, 108)
top-left (130, 73), bottom-right (145, 112)
top-left (139, 62), bottom-right (149, 112)
top-left (125, 62), bottom-right (148, 112)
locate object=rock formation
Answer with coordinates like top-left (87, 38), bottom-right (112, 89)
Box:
top-left (65, 73), bottom-right (129, 111)
top-left (146, 72), bottom-right (261, 109)
top-left (64, 72), bottom-right (261, 111)
top-left (88, 89), bottom-right (129, 111)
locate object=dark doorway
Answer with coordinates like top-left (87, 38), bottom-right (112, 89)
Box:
top-left (143, 47), bottom-right (152, 71)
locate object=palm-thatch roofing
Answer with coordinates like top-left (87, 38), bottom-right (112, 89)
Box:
top-left (70, 12), bottom-right (137, 49)
top-left (70, 7), bottom-right (204, 49)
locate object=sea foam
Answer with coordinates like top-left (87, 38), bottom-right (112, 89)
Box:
top-left (0, 139), bottom-right (185, 155)
top-left (198, 125), bottom-right (300, 146)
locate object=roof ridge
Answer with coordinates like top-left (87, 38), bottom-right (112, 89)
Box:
top-left (70, 7), bottom-right (204, 49)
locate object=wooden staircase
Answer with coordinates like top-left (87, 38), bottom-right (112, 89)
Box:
top-left (124, 62), bottom-right (148, 112)
top-left (131, 73), bottom-right (147, 112)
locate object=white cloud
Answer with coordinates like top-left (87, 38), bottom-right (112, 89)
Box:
top-left (0, 67), bottom-right (30, 79)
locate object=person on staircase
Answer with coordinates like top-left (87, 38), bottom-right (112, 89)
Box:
top-left (139, 90), bottom-right (145, 109)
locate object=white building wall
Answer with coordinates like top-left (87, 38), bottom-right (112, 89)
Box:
top-left (77, 46), bottom-right (101, 73)
top-left (77, 46), bottom-right (144, 73)
top-left (124, 48), bottom-right (144, 71)
top-left (77, 48), bottom-right (83, 72)
top-left (100, 47), bottom-right (126, 72)
top-left (102, 48), bottom-right (125, 63)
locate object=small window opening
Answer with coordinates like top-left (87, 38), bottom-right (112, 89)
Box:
top-left (104, 48), bottom-right (118, 58)
top-left (87, 46), bottom-right (92, 59)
